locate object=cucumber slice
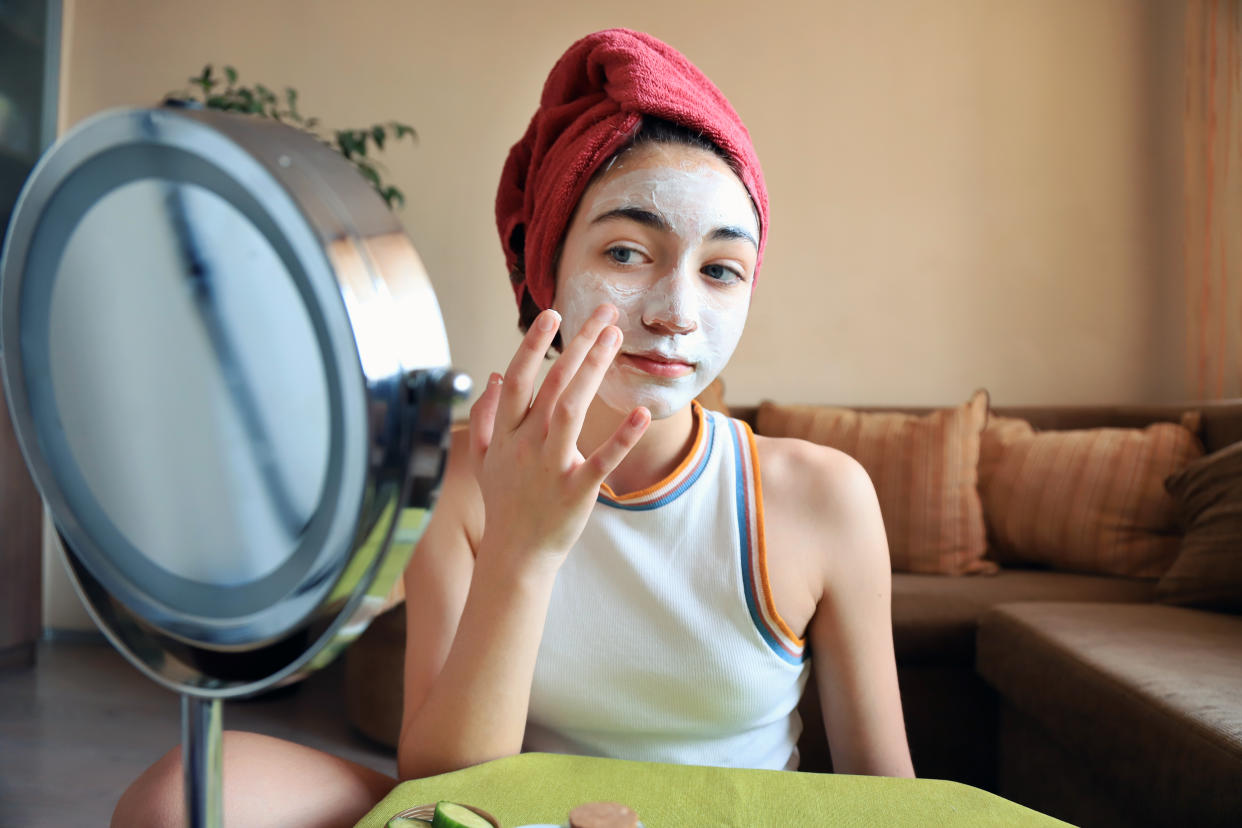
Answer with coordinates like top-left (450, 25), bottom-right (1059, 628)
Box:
top-left (431, 801), bottom-right (494, 828)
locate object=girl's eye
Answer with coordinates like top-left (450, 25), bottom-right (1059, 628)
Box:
top-left (703, 263), bottom-right (742, 284)
top-left (606, 246), bottom-right (640, 265)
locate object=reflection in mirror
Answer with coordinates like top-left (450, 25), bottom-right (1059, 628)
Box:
top-left (49, 178), bottom-right (330, 587)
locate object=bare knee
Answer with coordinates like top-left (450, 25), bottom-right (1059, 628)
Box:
top-left (111, 741), bottom-right (186, 828)
top-left (112, 730), bottom-right (394, 828)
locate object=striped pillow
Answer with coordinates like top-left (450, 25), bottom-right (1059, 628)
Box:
top-left (978, 416), bottom-right (1204, 577)
top-left (755, 390), bottom-right (992, 575)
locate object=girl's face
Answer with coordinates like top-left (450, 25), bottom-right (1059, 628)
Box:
top-left (553, 142), bottom-right (760, 420)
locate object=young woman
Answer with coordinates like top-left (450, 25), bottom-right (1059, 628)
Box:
top-left (112, 28), bottom-right (912, 828)
top-left (396, 28), bottom-right (912, 780)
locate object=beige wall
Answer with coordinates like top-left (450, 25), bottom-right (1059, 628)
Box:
top-left (59, 0), bottom-right (1187, 408)
top-left (44, 0), bottom-right (1187, 627)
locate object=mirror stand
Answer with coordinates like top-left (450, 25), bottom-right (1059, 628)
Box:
top-left (182, 695), bottom-right (224, 828)
top-left (0, 106), bottom-right (465, 828)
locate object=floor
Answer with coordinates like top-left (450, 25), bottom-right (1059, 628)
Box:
top-left (0, 637), bottom-right (396, 827)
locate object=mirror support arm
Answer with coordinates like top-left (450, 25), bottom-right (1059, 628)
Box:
top-left (181, 695), bottom-right (223, 828)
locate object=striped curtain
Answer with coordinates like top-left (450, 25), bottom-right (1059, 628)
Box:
top-left (1185, 0), bottom-right (1242, 400)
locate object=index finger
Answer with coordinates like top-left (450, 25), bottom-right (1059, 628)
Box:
top-left (495, 308), bottom-right (561, 432)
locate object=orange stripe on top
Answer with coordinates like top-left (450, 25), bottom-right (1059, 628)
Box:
top-left (599, 401), bottom-right (706, 502)
top-left (744, 421), bottom-right (805, 649)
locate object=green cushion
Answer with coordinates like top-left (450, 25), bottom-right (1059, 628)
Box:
top-left (355, 752), bottom-right (1067, 828)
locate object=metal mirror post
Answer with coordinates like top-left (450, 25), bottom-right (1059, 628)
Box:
top-left (0, 106), bottom-right (468, 827)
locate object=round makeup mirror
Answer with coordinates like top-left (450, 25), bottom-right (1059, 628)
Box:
top-left (0, 105), bottom-right (468, 826)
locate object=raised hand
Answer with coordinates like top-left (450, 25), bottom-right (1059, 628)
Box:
top-left (467, 303), bottom-right (651, 572)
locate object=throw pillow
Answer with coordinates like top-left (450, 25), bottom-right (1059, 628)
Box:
top-left (1157, 440), bottom-right (1242, 612)
top-left (755, 390), bottom-right (992, 575)
top-left (978, 416), bottom-right (1203, 577)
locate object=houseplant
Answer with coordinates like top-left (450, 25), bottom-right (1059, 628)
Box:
top-left (165, 64), bottom-right (416, 210)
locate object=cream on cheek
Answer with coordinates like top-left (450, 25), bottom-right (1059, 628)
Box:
top-left (557, 270), bottom-right (749, 420)
top-left (611, 291), bottom-right (748, 419)
top-left (556, 270), bottom-right (644, 349)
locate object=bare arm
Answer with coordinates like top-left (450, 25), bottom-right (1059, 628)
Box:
top-left (397, 426), bottom-right (545, 780)
top-left (397, 305), bottom-right (649, 780)
top-left (801, 447), bottom-right (914, 777)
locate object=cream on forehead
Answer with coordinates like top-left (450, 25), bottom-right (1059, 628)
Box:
top-left (586, 163), bottom-right (759, 243)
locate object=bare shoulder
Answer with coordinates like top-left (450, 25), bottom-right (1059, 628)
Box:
top-left (754, 434), bottom-right (879, 527)
top-left (757, 434), bottom-right (910, 776)
top-left (753, 434), bottom-right (889, 583)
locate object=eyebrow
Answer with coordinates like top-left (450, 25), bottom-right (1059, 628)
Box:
top-left (709, 225), bottom-right (759, 248)
top-left (590, 206), bottom-right (758, 249)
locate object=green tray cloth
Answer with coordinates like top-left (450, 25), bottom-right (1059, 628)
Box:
top-left (356, 752), bottom-right (1071, 828)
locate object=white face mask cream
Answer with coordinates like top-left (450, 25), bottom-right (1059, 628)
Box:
top-left (553, 144), bottom-right (759, 419)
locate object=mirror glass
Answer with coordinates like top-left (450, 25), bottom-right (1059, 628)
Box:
top-left (48, 178), bottom-right (330, 588)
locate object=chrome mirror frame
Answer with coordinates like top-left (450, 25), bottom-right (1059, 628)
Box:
top-left (0, 106), bottom-right (468, 826)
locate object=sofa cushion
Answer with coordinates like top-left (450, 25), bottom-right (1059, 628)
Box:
top-left (1158, 440), bottom-right (1242, 612)
top-left (892, 570), bottom-right (1154, 666)
top-left (756, 390), bottom-right (991, 575)
top-left (977, 602), bottom-right (1242, 828)
top-left (978, 416), bottom-right (1202, 577)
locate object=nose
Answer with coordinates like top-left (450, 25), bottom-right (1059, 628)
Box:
top-left (641, 270), bottom-right (699, 335)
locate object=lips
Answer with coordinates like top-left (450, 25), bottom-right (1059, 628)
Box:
top-left (618, 350), bottom-right (696, 379)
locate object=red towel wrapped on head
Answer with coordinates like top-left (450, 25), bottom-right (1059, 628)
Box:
top-left (496, 28), bottom-right (769, 315)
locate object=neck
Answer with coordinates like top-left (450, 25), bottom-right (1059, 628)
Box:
top-left (578, 398), bottom-right (697, 495)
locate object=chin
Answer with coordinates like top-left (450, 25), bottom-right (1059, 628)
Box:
top-left (597, 376), bottom-right (703, 421)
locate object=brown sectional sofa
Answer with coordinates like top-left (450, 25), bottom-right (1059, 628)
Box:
top-left (979, 602), bottom-right (1242, 828)
top-left (344, 399), bottom-right (1242, 828)
top-left (744, 400), bottom-right (1242, 828)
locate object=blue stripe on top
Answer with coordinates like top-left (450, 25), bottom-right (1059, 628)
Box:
top-left (730, 419), bottom-right (806, 666)
top-left (597, 412), bottom-right (717, 512)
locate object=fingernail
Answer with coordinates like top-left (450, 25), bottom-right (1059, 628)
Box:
top-left (630, 407), bottom-right (648, 427)
top-left (490, 372), bottom-right (503, 386)
top-left (592, 304), bottom-right (614, 321)
top-left (539, 310), bottom-right (561, 332)
top-left (600, 327), bottom-right (620, 347)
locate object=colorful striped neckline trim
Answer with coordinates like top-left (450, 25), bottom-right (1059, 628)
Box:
top-left (597, 401), bottom-right (713, 511)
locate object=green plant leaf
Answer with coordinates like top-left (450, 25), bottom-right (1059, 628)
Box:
top-left (382, 186), bottom-right (404, 209)
top-left (191, 65), bottom-right (215, 93)
top-left (355, 161), bottom-right (381, 187)
top-left (335, 132), bottom-right (355, 159)
top-left (176, 63), bottom-right (414, 212)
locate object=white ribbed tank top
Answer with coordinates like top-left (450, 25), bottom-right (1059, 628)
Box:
top-left (524, 402), bottom-right (811, 770)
